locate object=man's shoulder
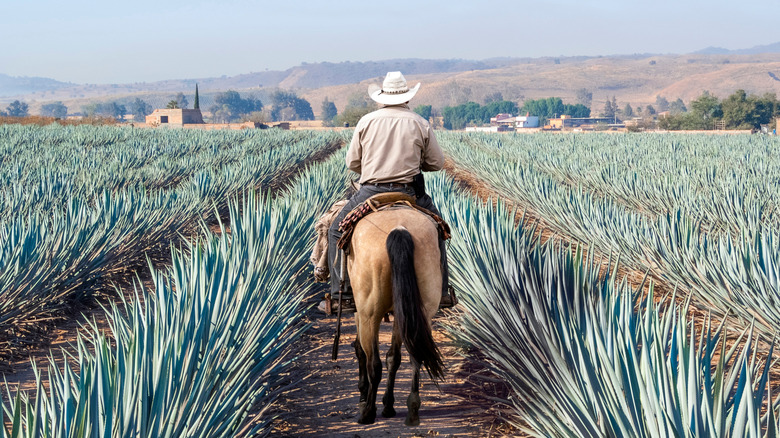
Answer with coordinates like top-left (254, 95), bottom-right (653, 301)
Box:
top-left (362, 106), bottom-right (429, 125)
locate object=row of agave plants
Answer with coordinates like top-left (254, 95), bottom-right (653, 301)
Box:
top-left (444, 132), bottom-right (780, 231)
top-left (426, 173), bottom-right (780, 437)
top-left (0, 125), bottom-right (345, 359)
top-left (439, 132), bottom-right (780, 339)
top-left (1, 149), bottom-right (350, 437)
top-left (0, 124), bottom-right (339, 218)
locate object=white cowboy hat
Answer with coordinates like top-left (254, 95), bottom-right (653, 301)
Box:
top-left (368, 71), bottom-right (421, 105)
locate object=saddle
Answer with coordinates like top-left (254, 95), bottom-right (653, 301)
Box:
top-left (336, 192), bottom-right (451, 253)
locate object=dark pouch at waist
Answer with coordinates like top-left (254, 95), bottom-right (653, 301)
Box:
top-left (411, 172), bottom-right (426, 199)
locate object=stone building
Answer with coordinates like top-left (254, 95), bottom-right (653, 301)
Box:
top-left (145, 108), bottom-right (204, 126)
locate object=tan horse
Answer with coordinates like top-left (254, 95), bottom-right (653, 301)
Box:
top-left (347, 207), bottom-right (445, 425)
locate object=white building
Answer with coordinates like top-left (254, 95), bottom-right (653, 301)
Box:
top-left (516, 115), bottom-right (540, 128)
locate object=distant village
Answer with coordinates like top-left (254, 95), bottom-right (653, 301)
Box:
top-left (466, 113), bottom-right (624, 133)
top-left (2, 83), bottom-right (779, 134)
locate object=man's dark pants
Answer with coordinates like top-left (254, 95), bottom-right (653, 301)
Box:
top-left (327, 183), bottom-right (449, 297)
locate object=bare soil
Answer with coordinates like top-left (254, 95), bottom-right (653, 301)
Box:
top-left (268, 294), bottom-right (517, 438)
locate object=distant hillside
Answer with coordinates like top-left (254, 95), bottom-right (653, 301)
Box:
top-left (0, 58), bottom-right (528, 103)
top-left (0, 74), bottom-right (72, 98)
top-left (197, 58), bottom-right (528, 90)
top-left (693, 41), bottom-right (780, 55)
top-left (301, 53), bottom-right (780, 119)
top-left (5, 51), bottom-right (780, 120)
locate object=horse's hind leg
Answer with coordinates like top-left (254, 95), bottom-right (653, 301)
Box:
top-left (406, 362), bottom-right (422, 426)
top-left (357, 316), bottom-right (382, 424)
top-left (381, 324), bottom-right (402, 418)
top-left (354, 339), bottom-right (368, 404)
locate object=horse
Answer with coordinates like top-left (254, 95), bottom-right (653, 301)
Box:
top-left (346, 207), bottom-right (445, 426)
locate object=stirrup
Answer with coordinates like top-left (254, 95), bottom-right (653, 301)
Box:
top-left (439, 285), bottom-right (458, 309)
top-left (318, 292), bottom-right (357, 315)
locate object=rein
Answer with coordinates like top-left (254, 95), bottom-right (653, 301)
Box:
top-left (332, 249), bottom-right (346, 360)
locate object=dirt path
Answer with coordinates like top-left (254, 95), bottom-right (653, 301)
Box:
top-left (268, 293), bottom-right (517, 438)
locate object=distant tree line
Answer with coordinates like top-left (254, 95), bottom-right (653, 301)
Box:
top-left (82, 102), bottom-right (127, 119)
top-left (209, 90), bottom-right (262, 123)
top-left (10, 87), bottom-right (775, 132)
top-left (205, 89), bottom-right (315, 123)
top-left (657, 90), bottom-right (779, 130)
top-left (441, 101), bottom-right (520, 130)
top-left (40, 102), bottom-right (68, 118)
top-left (440, 98), bottom-right (590, 130)
top-left (520, 97), bottom-right (589, 124)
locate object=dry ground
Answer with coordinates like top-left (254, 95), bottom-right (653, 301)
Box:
top-left (268, 292), bottom-right (517, 438)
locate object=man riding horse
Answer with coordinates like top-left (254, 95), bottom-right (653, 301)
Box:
top-left (325, 71), bottom-right (456, 313)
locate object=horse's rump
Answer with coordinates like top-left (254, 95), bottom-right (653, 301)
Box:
top-left (349, 208), bottom-right (442, 316)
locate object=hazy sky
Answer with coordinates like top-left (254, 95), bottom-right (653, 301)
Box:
top-left (2, 0), bottom-right (779, 84)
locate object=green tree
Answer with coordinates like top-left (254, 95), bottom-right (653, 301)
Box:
top-left (690, 91), bottom-right (721, 120)
top-left (209, 90), bottom-right (262, 122)
top-left (645, 105), bottom-right (656, 116)
top-left (336, 94), bottom-right (377, 127)
top-left (442, 102), bottom-right (481, 129)
top-left (40, 101), bottom-right (68, 118)
top-left (6, 100), bottom-right (29, 117)
top-left (658, 93), bottom-right (722, 130)
top-left (130, 98), bottom-right (152, 122)
top-left (522, 97), bottom-right (565, 122)
top-left (658, 112), bottom-right (706, 130)
top-left (564, 104), bottom-right (590, 118)
top-left (721, 89), bottom-right (777, 129)
top-left (269, 89), bottom-right (314, 121)
top-left (413, 104), bottom-right (432, 121)
top-left (83, 102), bottom-right (125, 119)
top-left (669, 98), bottom-right (687, 115)
top-left (602, 96), bottom-right (616, 120)
top-left (336, 106), bottom-right (374, 127)
top-left (485, 100), bottom-right (520, 117)
top-left (194, 84), bottom-right (200, 109)
top-left (321, 98), bottom-right (338, 126)
top-left (623, 103), bottom-right (634, 118)
top-left (655, 95), bottom-right (670, 113)
top-left (166, 100), bottom-right (179, 109)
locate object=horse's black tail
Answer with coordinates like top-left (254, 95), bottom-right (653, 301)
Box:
top-left (386, 228), bottom-right (445, 382)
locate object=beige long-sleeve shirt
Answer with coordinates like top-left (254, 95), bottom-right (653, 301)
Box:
top-left (346, 104), bottom-right (444, 184)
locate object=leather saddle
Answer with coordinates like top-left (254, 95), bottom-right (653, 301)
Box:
top-left (337, 192), bottom-right (450, 252)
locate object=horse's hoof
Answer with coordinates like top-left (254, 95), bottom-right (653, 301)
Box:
top-left (358, 404), bottom-right (376, 424)
top-left (358, 413), bottom-right (376, 424)
top-left (382, 406), bottom-right (396, 418)
top-left (405, 415), bottom-right (420, 427)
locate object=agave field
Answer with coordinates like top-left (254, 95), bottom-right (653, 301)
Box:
top-left (0, 124), bottom-right (342, 360)
top-left (1, 126), bottom-right (778, 436)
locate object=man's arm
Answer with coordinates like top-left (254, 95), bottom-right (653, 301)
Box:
top-left (421, 125), bottom-right (444, 171)
top-left (346, 128), bottom-right (362, 174)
